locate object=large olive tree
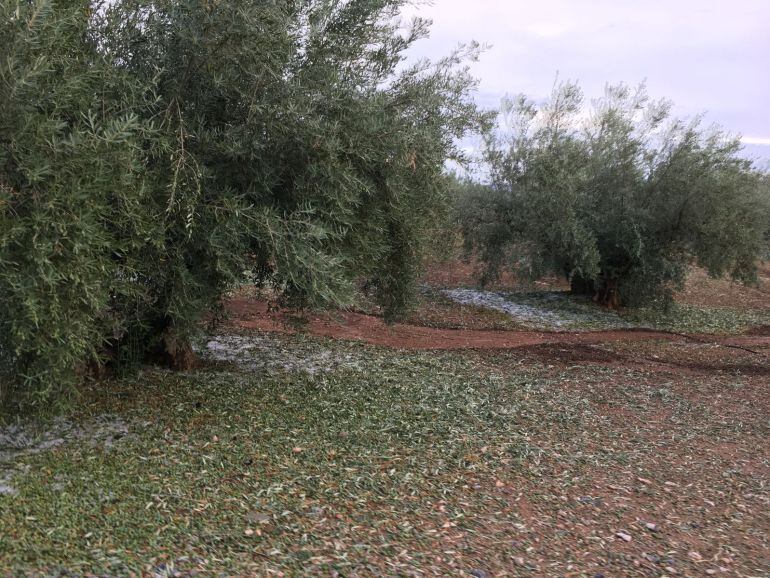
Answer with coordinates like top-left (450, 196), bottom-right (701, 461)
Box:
top-left (0, 0), bottom-right (487, 410)
top-left (461, 82), bottom-right (769, 307)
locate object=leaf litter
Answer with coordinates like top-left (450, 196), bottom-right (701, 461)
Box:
top-left (0, 322), bottom-right (767, 576)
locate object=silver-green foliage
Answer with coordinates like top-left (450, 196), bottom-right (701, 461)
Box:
top-left (461, 81), bottom-right (769, 306)
top-left (0, 0), bottom-right (486, 409)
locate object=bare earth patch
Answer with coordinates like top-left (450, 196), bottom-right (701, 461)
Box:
top-left (676, 262), bottom-right (770, 311)
top-left (223, 294), bottom-right (770, 353)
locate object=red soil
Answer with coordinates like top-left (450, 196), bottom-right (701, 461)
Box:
top-left (676, 261), bottom-right (770, 310)
top-left (225, 296), bottom-right (770, 352)
top-left (421, 258), bottom-right (567, 291)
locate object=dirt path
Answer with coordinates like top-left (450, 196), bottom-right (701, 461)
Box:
top-left (226, 297), bottom-right (770, 353)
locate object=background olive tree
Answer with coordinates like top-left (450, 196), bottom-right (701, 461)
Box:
top-left (0, 0), bottom-right (488, 410)
top-left (459, 81), bottom-right (769, 307)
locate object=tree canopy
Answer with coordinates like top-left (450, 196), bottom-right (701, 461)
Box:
top-left (0, 0), bottom-right (487, 409)
top-left (459, 81), bottom-right (769, 307)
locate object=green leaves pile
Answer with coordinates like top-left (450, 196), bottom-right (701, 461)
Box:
top-left (0, 0), bottom-right (486, 409)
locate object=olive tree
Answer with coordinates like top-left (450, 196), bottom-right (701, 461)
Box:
top-left (0, 0), bottom-right (487, 410)
top-left (461, 82), bottom-right (769, 307)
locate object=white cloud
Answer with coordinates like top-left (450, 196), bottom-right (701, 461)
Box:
top-left (741, 136), bottom-right (770, 146)
top-left (525, 22), bottom-right (570, 39)
top-left (401, 0), bottom-right (770, 160)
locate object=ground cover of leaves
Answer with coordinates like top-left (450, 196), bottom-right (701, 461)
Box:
top-left (414, 260), bottom-right (770, 335)
top-left (0, 334), bottom-right (768, 577)
top-left (428, 288), bottom-right (770, 334)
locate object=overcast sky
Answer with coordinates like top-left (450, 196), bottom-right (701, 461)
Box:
top-left (401, 0), bottom-right (770, 162)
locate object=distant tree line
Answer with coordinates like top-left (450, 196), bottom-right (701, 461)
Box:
top-left (0, 0), bottom-right (488, 409)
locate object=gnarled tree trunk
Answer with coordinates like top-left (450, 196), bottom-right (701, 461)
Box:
top-left (570, 274), bottom-right (622, 309)
top-left (161, 330), bottom-right (199, 370)
top-left (570, 274), bottom-right (595, 297)
top-left (594, 277), bottom-right (621, 309)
